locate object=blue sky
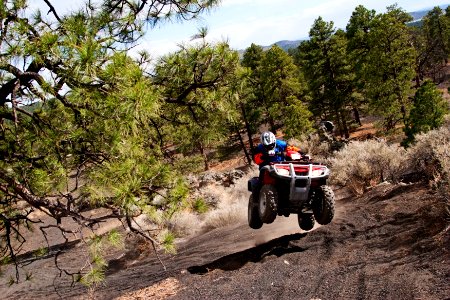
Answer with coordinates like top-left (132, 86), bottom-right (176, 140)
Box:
top-left (144, 0), bottom-right (449, 57)
top-left (31, 0), bottom-right (449, 58)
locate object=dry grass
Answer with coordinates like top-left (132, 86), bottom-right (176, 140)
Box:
top-left (199, 172), bottom-right (251, 232)
top-left (329, 121), bottom-right (450, 196)
top-left (404, 124), bottom-right (450, 193)
top-left (165, 167), bottom-right (255, 238)
top-left (288, 135), bottom-right (332, 161)
top-left (330, 140), bottom-right (407, 195)
top-left (167, 211), bottom-right (202, 237)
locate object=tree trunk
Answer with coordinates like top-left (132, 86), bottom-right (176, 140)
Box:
top-left (241, 104), bottom-right (254, 153)
top-left (267, 113), bottom-right (276, 133)
top-left (415, 73), bottom-right (421, 88)
top-left (333, 108), bottom-right (344, 138)
top-left (236, 127), bottom-right (252, 165)
top-left (199, 142), bottom-right (209, 171)
top-left (353, 107), bottom-right (362, 126)
top-left (341, 116), bottom-right (349, 139)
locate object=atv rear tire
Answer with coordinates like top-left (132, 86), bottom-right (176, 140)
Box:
top-left (258, 185), bottom-right (277, 224)
top-left (298, 213), bottom-right (315, 231)
top-left (312, 185), bottom-right (335, 225)
top-left (248, 194), bottom-right (263, 229)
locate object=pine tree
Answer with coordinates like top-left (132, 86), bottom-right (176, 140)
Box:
top-left (0, 0), bottom-right (220, 283)
top-left (364, 5), bottom-right (416, 131)
top-left (414, 6), bottom-right (450, 83)
top-left (241, 44), bottom-right (313, 139)
top-left (298, 18), bottom-right (356, 138)
top-left (346, 5), bottom-right (377, 125)
top-left (153, 37), bottom-right (241, 170)
top-left (403, 80), bottom-right (449, 146)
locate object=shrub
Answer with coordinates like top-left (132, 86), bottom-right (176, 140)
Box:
top-left (166, 211), bottom-right (201, 237)
top-left (404, 125), bottom-right (450, 193)
top-left (288, 135), bottom-right (332, 161)
top-left (198, 172), bottom-right (250, 231)
top-left (330, 140), bottom-right (406, 194)
top-left (201, 205), bottom-right (245, 232)
top-left (168, 169), bottom-right (253, 236)
top-left (191, 198), bottom-right (209, 213)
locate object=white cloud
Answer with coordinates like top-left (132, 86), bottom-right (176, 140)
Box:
top-left (132, 38), bottom-right (180, 60)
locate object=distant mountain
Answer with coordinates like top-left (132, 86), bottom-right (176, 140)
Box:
top-left (238, 5), bottom-right (449, 54)
top-left (237, 40), bottom-right (304, 56)
top-left (264, 40), bottom-right (304, 52)
top-left (409, 4), bottom-right (448, 21)
top-left (407, 4), bottom-right (448, 28)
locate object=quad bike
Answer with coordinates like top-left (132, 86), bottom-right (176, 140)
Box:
top-left (247, 150), bottom-right (335, 231)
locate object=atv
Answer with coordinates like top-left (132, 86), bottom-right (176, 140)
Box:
top-left (247, 150), bottom-right (335, 231)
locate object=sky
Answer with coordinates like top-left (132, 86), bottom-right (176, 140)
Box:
top-left (31, 0), bottom-right (449, 58)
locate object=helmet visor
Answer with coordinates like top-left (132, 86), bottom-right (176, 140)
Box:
top-left (264, 142), bottom-right (276, 151)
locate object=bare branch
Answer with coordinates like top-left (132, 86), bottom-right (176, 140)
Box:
top-left (125, 213), bottom-right (166, 270)
top-left (43, 0), bottom-right (62, 23)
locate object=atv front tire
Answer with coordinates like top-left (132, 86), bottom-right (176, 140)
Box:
top-left (248, 194), bottom-right (263, 229)
top-left (312, 185), bottom-right (335, 225)
top-left (298, 213), bottom-right (315, 231)
top-left (258, 185), bottom-right (278, 224)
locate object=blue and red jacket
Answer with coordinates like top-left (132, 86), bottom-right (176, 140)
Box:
top-left (253, 140), bottom-right (287, 168)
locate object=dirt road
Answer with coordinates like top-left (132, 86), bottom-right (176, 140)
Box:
top-left (1, 182), bottom-right (448, 299)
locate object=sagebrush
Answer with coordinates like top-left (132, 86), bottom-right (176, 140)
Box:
top-left (330, 140), bottom-right (406, 194)
top-left (404, 125), bottom-right (450, 193)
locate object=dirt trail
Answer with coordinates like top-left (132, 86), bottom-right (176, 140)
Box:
top-left (1, 182), bottom-right (448, 299)
top-left (166, 184), bottom-right (447, 300)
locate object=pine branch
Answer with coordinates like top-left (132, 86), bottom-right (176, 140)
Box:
top-left (43, 0), bottom-right (62, 23)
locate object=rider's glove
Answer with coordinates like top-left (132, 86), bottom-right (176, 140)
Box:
top-left (268, 150), bottom-right (275, 156)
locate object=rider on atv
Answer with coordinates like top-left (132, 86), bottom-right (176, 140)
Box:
top-left (253, 131), bottom-right (303, 168)
top-left (252, 131), bottom-right (305, 190)
top-left (247, 131), bottom-right (335, 230)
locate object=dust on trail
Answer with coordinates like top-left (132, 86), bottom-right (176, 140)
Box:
top-left (249, 216), bottom-right (307, 246)
top-left (198, 168), bottom-right (312, 250)
top-left (206, 168), bottom-right (354, 248)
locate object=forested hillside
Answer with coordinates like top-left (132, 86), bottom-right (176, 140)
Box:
top-left (0, 0), bottom-right (449, 288)
top-left (248, 5), bottom-right (450, 52)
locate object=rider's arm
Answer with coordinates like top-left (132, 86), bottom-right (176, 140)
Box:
top-left (276, 140), bottom-right (288, 151)
top-left (274, 140), bottom-right (287, 160)
top-left (253, 144), bottom-right (265, 165)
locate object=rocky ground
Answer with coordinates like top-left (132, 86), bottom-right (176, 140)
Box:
top-left (1, 177), bottom-right (448, 299)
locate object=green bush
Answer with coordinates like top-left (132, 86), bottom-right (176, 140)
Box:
top-left (192, 198), bottom-right (209, 213)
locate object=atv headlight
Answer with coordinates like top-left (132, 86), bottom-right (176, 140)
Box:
top-left (311, 167), bottom-right (327, 177)
top-left (277, 168), bottom-right (290, 176)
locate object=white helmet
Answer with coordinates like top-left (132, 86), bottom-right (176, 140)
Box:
top-left (261, 131), bottom-right (276, 150)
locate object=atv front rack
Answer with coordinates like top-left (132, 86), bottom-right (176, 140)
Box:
top-left (264, 162), bottom-right (330, 203)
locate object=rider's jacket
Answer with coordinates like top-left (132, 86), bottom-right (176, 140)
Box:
top-left (253, 140), bottom-right (288, 168)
